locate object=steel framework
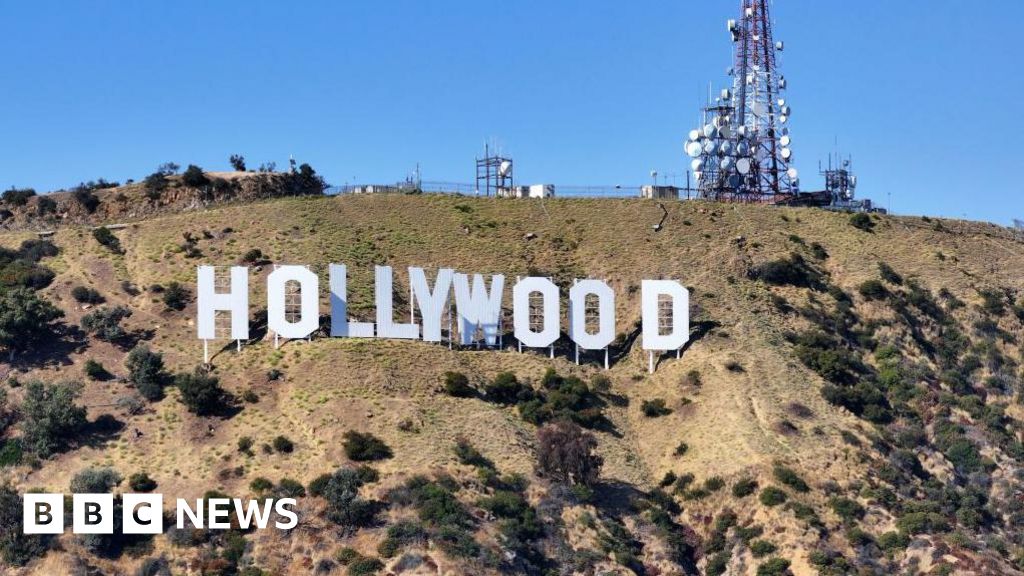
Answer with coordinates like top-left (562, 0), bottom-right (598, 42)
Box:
top-left (475, 144), bottom-right (514, 197)
top-left (687, 0), bottom-right (798, 203)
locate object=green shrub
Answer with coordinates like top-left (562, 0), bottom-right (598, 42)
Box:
top-left (749, 540), bottom-right (777, 558)
top-left (343, 431), bottom-right (392, 461)
top-left (162, 281), bottom-right (189, 311)
top-left (348, 556), bottom-right (384, 576)
top-left (858, 279), bottom-right (887, 300)
top-left (674, 442), bottom-right (689, 456)
top-left (773, 465), bottom-right (810, 493)
top-left (878, 531), bottom-right (910, 551)
top-left (308, 473), bottom-right (332, 497)
top-left (70, 467), bottom-right (121, 493)
top-left (21, 381), bottom-right (87, 457)
top-left (759, 486), bottom-right (788, 507)
top-left (830, 496), bottom-right (865, 523)
top-left (182, 165), bottom-right (209, 187)
top-left (0, 484), bottom-right (50, 565)
top-left (272, 435), bottom-right (294, 453)
top-left (250, 477), bottom-right (273, 493)
top-left (2, 187), bottom-right (36, 206)
top-left (175, 367), bottom-right (227, 415)
top-left (128, 472), bottom-right (157, 492)
top-left (704, 476), bottom-right (725, 492)
top-left (641, 398), bottom-right (672, 417)
top-left (71, 286), bottom-right (104, 304)
top-left (453, 437), bottom-right (492, 469)
top-left (733, 477), bottom-right (758, 498)
top-left (81, 306), bottom-right (132, 341)
top-left (276, 478), bottom-right (306, 498)
top-left (92, 226), bottom-right (122, 253)
top-left (849, 212), bottom-right (874, 231)
top-left (443, 371), bottom-right (474, 397)
top-left (125, 345), bottom-right (167, 401)
top-left (83, 359), bottom-right (109, 380)
top-left (756, 557), bottom-right (791, 576)
top-left (0, 439), bottom-right (23, 467)
top-left (749, 253), bottom-right (821, 288)
top-left (484, 372), bottom-right (531, 404)
top-left (0, 287), bottom-right (63, 355)
top-left (336, 547), bottom-right (360, 565)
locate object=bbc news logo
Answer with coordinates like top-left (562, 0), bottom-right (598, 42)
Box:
top-left (23, 494), bottom-right (298, 534)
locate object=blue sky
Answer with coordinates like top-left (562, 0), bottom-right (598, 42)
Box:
top-left (1, 1), bottom-right (1021, 224)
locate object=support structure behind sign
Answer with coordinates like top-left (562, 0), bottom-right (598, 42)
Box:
top-left (203, 266), bottom-right (244, 364)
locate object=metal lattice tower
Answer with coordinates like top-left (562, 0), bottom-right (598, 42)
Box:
top-left (686, 0), bottom-right (799, 202)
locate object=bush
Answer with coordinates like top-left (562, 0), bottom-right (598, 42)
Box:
top-left (162, 282), bottom-right (189, 311)
top-left (443, 371), bottom-right (474, 397)
top-left (849, 212), bottom-right (874, 231)
top-left (0, 287), bottom-right (64, 356)
top-left (759, 486), bottom-right (788, 507)
top-left (535, 420), bottom-right (603, 486)
top-left (81, 305), bottom-right (132, 341)
top-left (830, 497), bottom-right (865, 523)
top-left (0, 484), bottom-right (51, 565)
top-left (348, 556), bottom-right (384, 576)
top-left (237, 436), bottom-right (254, 455)
top-left (229, 155), bottom-right (246, 171)
top-left (673, 442), bottom-right (689, 456)
top-left (84, 359), bottom-right (109, 380)
top-left (276, 478), bottom-right (306, 498)
top-left (35, 197), bottom-right (56, 216)
top-left (453, 437), bottom-right (492, 469)
top-left (71, 286), bottom-right (104, 305)
top-left (641, 398), bottom-right (672, 418)
top-left (175, 367), bottom-right (227, 415)
top-left (773, 464), bottom-right (810, 493)
top-left (182, 165), bottom-right (208, 187)
top-left (324, 468), bottom-right (379, 528)
top-left (484, 372), bottom-right (531, 404)
top-left (272, 435), bottom-right (294, 453)
top-left (250, 477), bottom-right (273, 493)
top-left (733, 477), bottom-right (758, 498)
top-left (756, 558), bottom-right (791, 576)
top-left (750, 540), bottom-right (777, 558)
top-left (2, 187), bottom-right (36, 206)
top-left (72, 188), bottom-right (101, 213)
top-left (858, 279), bottom-right (887, 300)
top-left (129, 472), bottom-right (158, 492)
top-left (241, 248), bottom-right (264, 264)
top-left (21, 381), bottom-right (87, 457)
top-left (143, 172), bottom-right (168, 198)
top-left (704, 476), bottom-right (725, 492)
top-left (125, 345), bottom-right (167, 401)
top-left (308, 473), bottom-right (332, 497)
top-left (343, 431), bottom-right (392, 461)
top-left (92, 226), bottom-right (122, 253)
top-left (70, 467), bottom-right (122, 493)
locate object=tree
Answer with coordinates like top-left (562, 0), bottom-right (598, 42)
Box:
top-left (181, 165), bottom-right (208, 187)
top-left (0, 286), bottom-right (64, 359)
top-left (0, 484), bottom-right (51, 565)
top-left (72, 187), bottom-right (101, 213)
top-left (21, 381), bottom-right (88, 458)
top-left (156, 162), bottom-right (180, 175)
top-left (323, 467), bottom-right (377, 529)
top-left (229, 155), bottom-right (246, 171)
top-left (81, 305), bottom-right (132, 342)
top-left (176, 367), bottom-right (226, 415)
top-left (535, 420), bottom-right (603, 487)
top-left (71, 286), bottom-right (104, 304)
top-left (143, 172), bottom-right (168, 199)
top-left (2, 187), bottom-right (36, 207)
top-left (162, 281), bottom-right (189, 311)
top-left (125, 345), bottom-right (167, 401)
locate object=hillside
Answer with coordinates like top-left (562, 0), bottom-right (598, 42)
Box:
top-left (2, 189), bottom-right (1024, 576)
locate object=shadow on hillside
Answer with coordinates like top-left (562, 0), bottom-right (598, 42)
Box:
top-left (79, 414), bottom-right (125, 450)
top-left (591, 480), bottom-right (646, 517)
top-left (11, 322), bottom-right (89, 370)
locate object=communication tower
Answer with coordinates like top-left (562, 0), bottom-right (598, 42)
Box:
top-left (686, 0), bottom-right (798, 202)
top-left (476, 143), bottom-right (514, 197)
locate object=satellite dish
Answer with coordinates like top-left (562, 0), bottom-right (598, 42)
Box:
top-left (720, 141), bottom-right (733, 155)
top-left (703, 124), bottom-right (717, 138)
top-left (779, 115), bottom-right (788, 124)
top-left (781, 106), bottom-right (791, 116)
top-left (736, 142), bottom-right (749, 156)
top-left (737, 158), bottom-right (752, 175)
top-left (787, 168), bottom-right (799, 180)
top-left (689, 129), bottom-right (701, 141)
top-left (499, 161), bottom-right (512, 176)
top-left (728, 174), bottom-right (741, 188)
top-left (780, 135), bottom-right (791, 147)
top-left (686, 142), bottom-right (703, 158)
top-left (753, 102), bottom-right (767, 117)
top-left (736, 126), bottom-right (748, 138)
top-left (778, 98), bottom-right (786, 107)
top-left (719, 126), bottom-right (733, 139)
top-left (778, 78), bottom-right (787, 89)
top-left (691, 159), bottom-right (703, 172)
top-left (781, 148), bottom-right (793, 160)
top-left (694, 171), bottom-right (704, 181)
top-left (776, 41), bottom-right (784, 51)
top-left (720, 157), bottom-right (735, 171)
top-left (703, 140), bottom-right (716, 154)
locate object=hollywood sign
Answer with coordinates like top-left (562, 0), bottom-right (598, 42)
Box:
top-left (196, 265), bottom-right (689, 370)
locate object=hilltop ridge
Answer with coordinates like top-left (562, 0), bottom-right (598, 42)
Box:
top-left (2, 193), bottom-right (1024, 575)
